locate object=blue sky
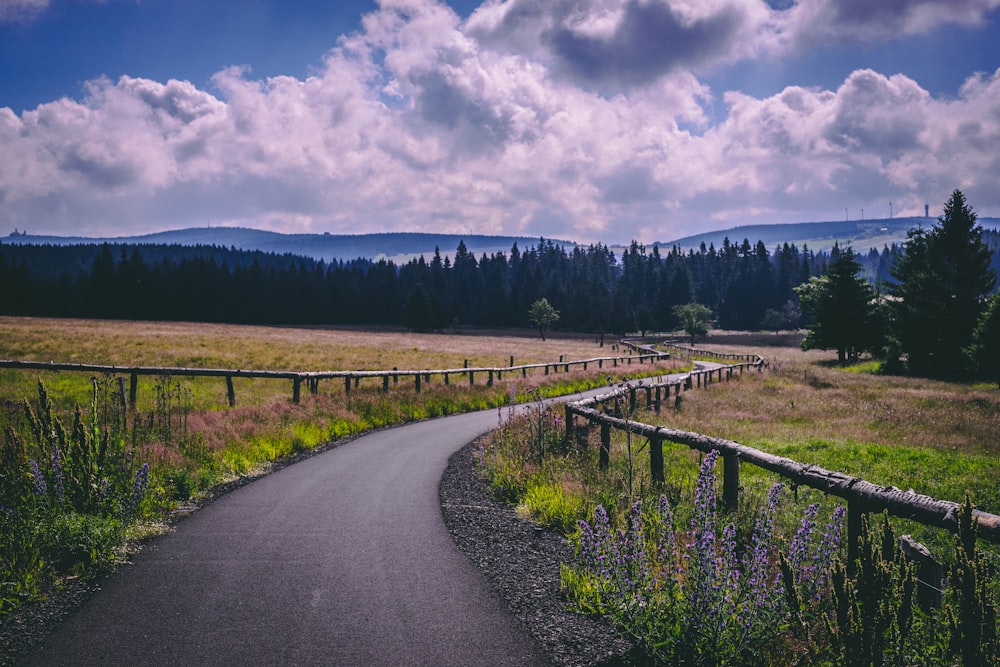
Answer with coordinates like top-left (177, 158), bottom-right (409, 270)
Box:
top-left (2, 0), bottom-right (999, 243)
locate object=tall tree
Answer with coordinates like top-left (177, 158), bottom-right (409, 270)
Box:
top-left (890, 190), bottom-right (996, 378)
top-left (969, 291), bottom-right (1000, 387)
top-left (795, 245), bottom-right (881, 364)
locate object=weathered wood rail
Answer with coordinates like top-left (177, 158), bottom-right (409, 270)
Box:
top-left (0, 345), bottom-right (672, 408)
top-left (564, 362), bottom-right (1000, 556)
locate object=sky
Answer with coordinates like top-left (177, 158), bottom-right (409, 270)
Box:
top-left (1, 0), bottom-right (999, 245)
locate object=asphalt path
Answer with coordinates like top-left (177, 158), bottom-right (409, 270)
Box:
top-left (22, 406), bottom-right (557, 666)
top-left (22, 366), bottom-right (711, 666)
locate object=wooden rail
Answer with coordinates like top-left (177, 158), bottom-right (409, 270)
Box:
top-left (564, 363), bottom-right (1000, 555)
top-left (0, 346), bottom-right (673, 407)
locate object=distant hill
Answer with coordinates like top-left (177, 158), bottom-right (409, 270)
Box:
top-left (0, 227), bottom-right (574, 263)
top-left (660, 216), bottom-right (1000, 254)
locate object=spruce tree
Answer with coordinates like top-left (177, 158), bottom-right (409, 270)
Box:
top-left (970, 291), bottom-right (1000, 387)
top-left (795, 244), bottom-right (881, 364)
top-left (890, 190), bottom-right (996, 378)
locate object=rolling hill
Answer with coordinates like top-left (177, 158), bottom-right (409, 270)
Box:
top-left (660, 216), bottom-right (1000, 254)
top-left (1, 227), bottom-right (573, 264)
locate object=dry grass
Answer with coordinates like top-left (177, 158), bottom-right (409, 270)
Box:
top-left (0, 316), bottom-right (682, 502)
top-left (647, 340), bottom-right (1000, 520)
top-left (0, 316), bottom-right (611, 370)
top-left (0, 316), bottom-right (644, 410)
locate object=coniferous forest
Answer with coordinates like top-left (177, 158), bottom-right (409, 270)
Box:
top-left (0, 231), bottom-right (996, 334)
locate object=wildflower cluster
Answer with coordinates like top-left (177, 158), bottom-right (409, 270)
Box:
top-left (2, 379), bottom-right (153, 596)
top-left (572, 449), bottom-right (845, 666)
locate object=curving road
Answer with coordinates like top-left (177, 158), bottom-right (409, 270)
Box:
top-left (22, 410), bottom-right (550, 666)
top-left (21, 366), bottom-right (712, 666)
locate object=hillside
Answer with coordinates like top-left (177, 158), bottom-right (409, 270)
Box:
top-left (660, 216), bottom-right (1000, 254)
top-left (1, 228), bottom-right (573, 264)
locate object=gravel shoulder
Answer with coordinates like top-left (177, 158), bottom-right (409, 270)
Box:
top-left (439, 439), bottom-right (639, 667)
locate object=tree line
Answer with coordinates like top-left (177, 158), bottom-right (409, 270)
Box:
top-left (1, 236), bottom-right (839, 333)
top-left (1, 195), bottom-right (997, 383)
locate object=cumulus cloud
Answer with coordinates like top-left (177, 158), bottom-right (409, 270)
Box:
top-left (1, 0), bottom-right (999, 241)
top-left (781, 0), bottom-right (1000, 46)
top-left (467, 0), bottom-right (775, 89)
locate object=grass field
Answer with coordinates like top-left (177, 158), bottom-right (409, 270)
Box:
top-left (4, 317), bottom-right (998, 623)
top-left (481, 331), bottom-right (1000, 560)
top-left (0, 316), bottom-right (681, 496)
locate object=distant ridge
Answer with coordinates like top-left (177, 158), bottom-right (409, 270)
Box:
top-left (661, 216), bottom-right (1000, 255)
top-left (1, 227), bottom-right (575, 263)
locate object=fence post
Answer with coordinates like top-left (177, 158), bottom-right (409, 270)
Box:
top-left (564, 406), bottom-right (574, 446)
top-left (293, 377), bottom-right (302, 404)
top-left (117, 376), bottom-right (128, 413)
top-left (129, 371), bottom-right (138, 409)
top-left (226, 375), bottom-right (236, 408)
top-left (650, 436), bottom-right (664, 484)
top-left (415, 374), bottom-right (421, 393)
top-left (488, 370), bottom-right (494, 387)
top-left (899, 535), bottom-right (943, 610)
top-left (723, 452), bottom-right (739, 510)
top-left (444, 372), bottom-right (449, 386)
top-left (847, 500), bottom-right (864, 574)
top-left (383, 374), bottom-right (390, 393)
top-left (345, 376), bottom-right (352, 395)
top-left (600, 422), bottom-right (610, 471)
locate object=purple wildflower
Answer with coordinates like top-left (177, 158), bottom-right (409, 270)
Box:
top-left (129, 462), bottom-right (149, 515)
top-left (50, 445), bottom-right (65, 504)
top-left (29, 459), bottom-right (46, 496)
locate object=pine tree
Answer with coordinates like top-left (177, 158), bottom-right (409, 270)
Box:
top-left (890, 190), bottom-right (996, 378)
top-left (795, 244), bottom-right (881, 364)
top-left (970, 291), bottom-right (1000, 387)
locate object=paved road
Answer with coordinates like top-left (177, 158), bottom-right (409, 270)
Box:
top-left (22, 410), bottom-right (551, 666)
top-left (22, 367), bottom-right (711, 666)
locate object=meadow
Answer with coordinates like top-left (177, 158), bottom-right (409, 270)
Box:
top-left (4, 316), bottom-right (998, 664)
top-left (0, 315), bottom-right (685, 618)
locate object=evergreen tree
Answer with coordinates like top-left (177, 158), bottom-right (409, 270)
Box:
top-left (970, 291), bottom-right (1000, 387)
top-left (890, 190), bottom-right (996, 378)
top-left (795, 244), bottom-right (881, 364)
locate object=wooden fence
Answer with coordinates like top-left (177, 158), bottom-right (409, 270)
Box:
top-left (563, 355), bottom-right (1000, 566)
top-left (0, 344), bottom-right (672, 408)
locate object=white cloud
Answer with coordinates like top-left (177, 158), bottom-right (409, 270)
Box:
top-left (780, 0), bottom-right (1000, 47)
top-left (1, 0), bottom-right (999, 242)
